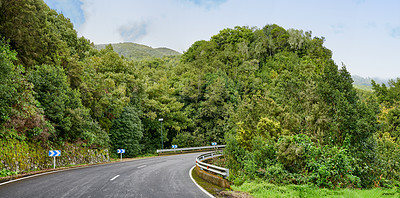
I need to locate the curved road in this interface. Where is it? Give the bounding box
[0,153,208,198]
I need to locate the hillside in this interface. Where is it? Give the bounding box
[352,75,388,91]
[95,42,181,60]
[352,75,388,86]
[1,0,400,190]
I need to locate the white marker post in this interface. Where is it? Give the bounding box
[212,142,217,152]
[117,149,125,161]
[49,150,61,169]
[172,145,177,152]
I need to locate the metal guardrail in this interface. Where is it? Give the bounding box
[196,152,229,178]
[156,145,225,153]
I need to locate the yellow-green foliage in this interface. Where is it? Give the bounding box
[0,138,109,174]
[256,117,282,141]
[237,117,283,149]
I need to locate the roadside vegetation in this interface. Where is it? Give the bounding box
[232,181,400,198]
[0,0,399,195]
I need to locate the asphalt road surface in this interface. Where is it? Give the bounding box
[0,153,209,198]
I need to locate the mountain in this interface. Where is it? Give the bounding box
[95,42,181,60]
[352,75,388,91]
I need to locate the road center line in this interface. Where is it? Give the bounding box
[110,175,120,181]
[137,165,147,169]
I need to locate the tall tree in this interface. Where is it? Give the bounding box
[109,105,143,157]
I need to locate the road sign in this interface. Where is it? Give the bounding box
[49,150,61,157]
[172,145,178,149]
[117,149,125,154]
[117,149,125,161]
[211,142,217,146]
[49,150,61,169]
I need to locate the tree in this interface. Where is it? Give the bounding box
[109,106,143,157]
[0,39,48,138]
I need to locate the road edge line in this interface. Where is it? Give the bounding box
[189,166,214,198]
[0,156,158,186]
[0,168,69,186]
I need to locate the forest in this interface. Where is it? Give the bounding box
[1,0,399,189]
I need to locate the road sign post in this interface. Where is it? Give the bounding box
[49,150,61,169]
[212,142,217,152]
[172,145,177,152]
[159,118,164,149]
[117,149,125,160]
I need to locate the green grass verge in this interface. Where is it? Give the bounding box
[232,181,400,198]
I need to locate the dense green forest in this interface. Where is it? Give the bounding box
[1,0,399,189]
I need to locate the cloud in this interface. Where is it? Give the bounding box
[391,27,400,38]
[185,0,227,9]
[330,24,346,34]
[119,22,148,42]
[43,0,85,29]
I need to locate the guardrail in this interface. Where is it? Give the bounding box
[156,145,225,153]
[196,152,229,178]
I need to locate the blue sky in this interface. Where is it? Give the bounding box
[43,0,400,79]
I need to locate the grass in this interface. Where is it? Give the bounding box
[232,181,400,198]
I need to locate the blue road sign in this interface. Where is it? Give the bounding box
[49,150,61,157]
[212,142,217,146]
[117,149,125,154]
[172,145,178,149]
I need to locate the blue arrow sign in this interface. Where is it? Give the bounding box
[49,150,61,157]
[212,142,217,146]
[172,145,178,149]
[117,149,125,154]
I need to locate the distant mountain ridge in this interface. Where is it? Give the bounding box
[95,42,181,60]
[352,75,388,86]
[352,75,388,91]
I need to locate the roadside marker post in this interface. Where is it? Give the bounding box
[49,150,61,169]
[172,145,178,152]
[117,149,125,160]
[211,142,217,152]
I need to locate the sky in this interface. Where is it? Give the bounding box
[43,0,400,79]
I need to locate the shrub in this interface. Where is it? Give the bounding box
[224,134,246,180]
[307,146,360,188]
[276,134,312,172]
[172,132,202,147]
[374,133,400,187]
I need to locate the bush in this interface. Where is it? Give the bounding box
[224,134,246,180]
[307,146,360,188]
[171,132,202,147]
[0,169,18,177]
[374,133,400,187]
[276,134,312,172]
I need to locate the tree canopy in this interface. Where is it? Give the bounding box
[0,0,399,189]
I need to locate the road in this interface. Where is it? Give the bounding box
[0,153,209,198]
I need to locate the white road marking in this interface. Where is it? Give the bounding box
[110,175,120,181]
[189,166,214,198]
[137,165,147,169]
